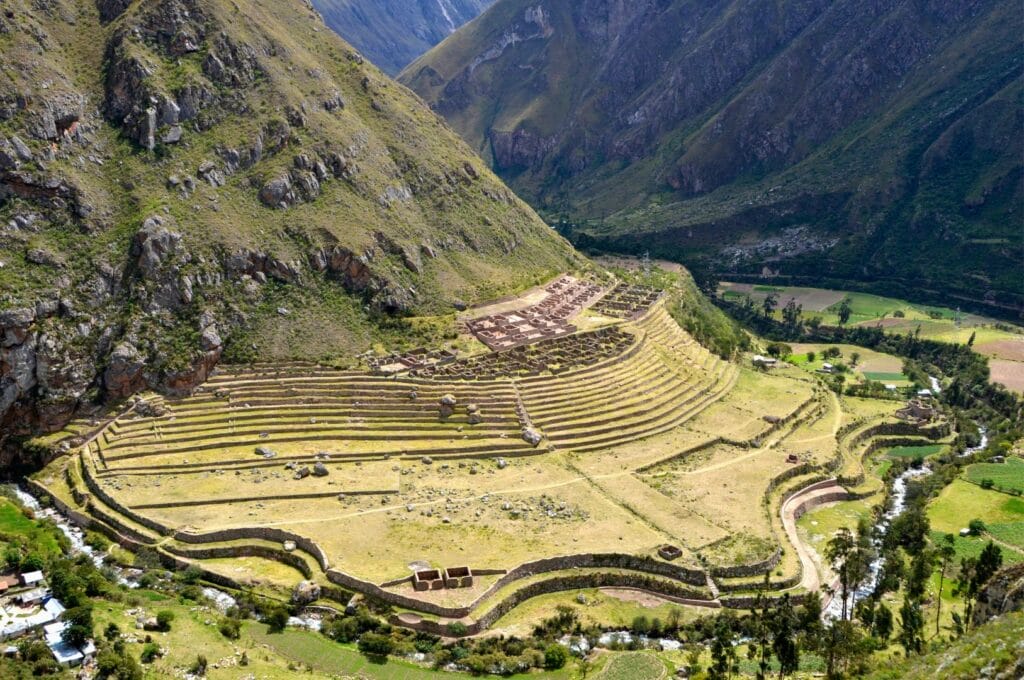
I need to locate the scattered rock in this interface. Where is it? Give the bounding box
[312,462,329,477]
[292,580,321,605]
[521,428,543,447]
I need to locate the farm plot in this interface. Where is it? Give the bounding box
[965,458,1024,494]
[927,480,1024,562]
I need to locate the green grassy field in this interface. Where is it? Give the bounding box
[965,458,1024,494]
[0,496,62,558]
[927,479,1024,562]
[719,283,1023,362]
[862,371,908,382]
[247,623,572,680]
[986,522,1024,550]
[886,444,945,460]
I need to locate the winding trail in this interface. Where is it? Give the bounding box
[779,479,851,593]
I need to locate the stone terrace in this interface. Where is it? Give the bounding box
[466,276,604,351]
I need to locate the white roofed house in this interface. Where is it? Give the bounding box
[19,571,44,587]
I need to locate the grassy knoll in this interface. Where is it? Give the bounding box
[965,457,1024,494]
[595,651,667,680]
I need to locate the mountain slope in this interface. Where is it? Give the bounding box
[401,0,1024,315]
[311,0,493,75]
[0,0,579,443]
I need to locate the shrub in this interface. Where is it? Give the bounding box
[265,607,289,633]
[218,617,241,639]
[980,478,994,490]
[191,654,208,676]
[140,643,161,663]
[357,632,395,658]
[448,622,468,637]
[544,644,568,670]
[968,519,986,535]
[156,610,175,631]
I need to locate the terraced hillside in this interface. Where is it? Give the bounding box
[30,277,932,631]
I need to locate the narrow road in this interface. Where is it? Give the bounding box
[779,479,851,593]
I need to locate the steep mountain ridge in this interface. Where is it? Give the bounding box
[311,0,493,75]
[0,0,579,446]
[401,0,1024,315]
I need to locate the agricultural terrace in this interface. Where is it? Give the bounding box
[718,282,1024,393]
[32,275,946,630]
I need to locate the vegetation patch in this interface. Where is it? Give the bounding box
[885,444,944,460]
[965,457,1024,494]
[596,651,666,680]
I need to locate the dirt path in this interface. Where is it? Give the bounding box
[779,479,850,592]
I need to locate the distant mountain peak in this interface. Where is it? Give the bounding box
[311,0,494,75]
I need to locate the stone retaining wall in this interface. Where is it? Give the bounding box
[78,455,170,536]
[173,527,330,571]
[709,548,782,579]
[329,552,707,620]
[163,543,314,579]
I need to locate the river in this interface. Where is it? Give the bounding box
[824,465,932,620]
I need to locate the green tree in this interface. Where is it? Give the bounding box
[772,594,800,678]
[708,617,739,679]
[837,298,853,326]
[850,351,861,366]
[873,602,893,640]
[762,293,779,319]
[62,605,93,648]
[782,298,803,326]
[825,527,871,621]
[935,534,956,635]
[897,595,924,655]
[967,331,976,347]
[822,620,868,679]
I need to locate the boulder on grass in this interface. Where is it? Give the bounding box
[522,428,542,447]
[293,466,310,480]
[312,462,329,477]
[292,580,321,605]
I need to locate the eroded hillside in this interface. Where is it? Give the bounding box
[0,0,579,444]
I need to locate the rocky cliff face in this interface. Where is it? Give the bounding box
[974,562,1024,626]
[402,0,1024,314]
[0,0,579,448]
[311,0,493,76]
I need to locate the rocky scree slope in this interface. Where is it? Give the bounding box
[0,0,579,451]
[312,0,493,76]
[401,0,1024,315]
